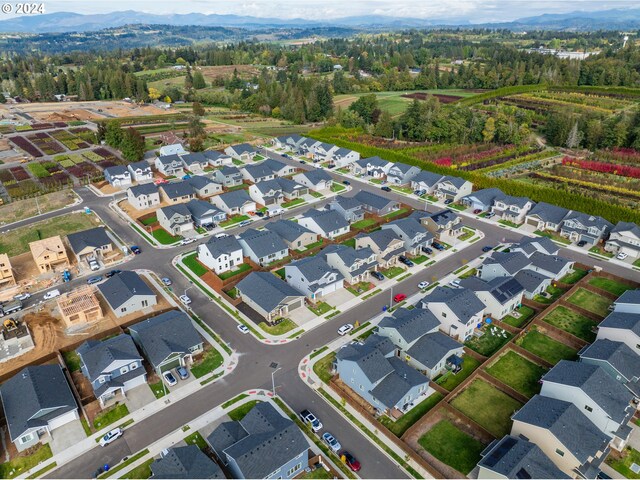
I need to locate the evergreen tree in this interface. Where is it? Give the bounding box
[374,110,394,138]
[192,71,207,89]
[119,128,145,162]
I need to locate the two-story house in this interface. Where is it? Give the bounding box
[328,196,365,223]
[261,158,297,177]
[514,269,553,300]
[184,175,222,198]
[421,209,463,242]
[180,152,210,174]
[273,134,306,151]
[479,251,532,281]
[185,199,226,227]
[29,236,69,273]
[210,189,256,215]
[197,235,244,275]
[421,286,485,341]
[461,188,505,212]
[410,171,445,195]
[560,212,613,245]
[330,147,360,168]
[322,244,379,285]
[104,165,132,188]
[127,183,161,210]
[212,166,243,187]
[524,202,572,232]
[350,156,393,178]
[597,297,640,355]
[293,169,333,191]
[155,154,185,177]
[157,204,195,236]
[355,229,405,268]
[491,195,535,225]
[225,143,258,162]
[459,276,525,320]
[434,175,473,202]
[242,163,276,183]
[511,236,559,257]
[236,272,305,322]
[248,179,285,206]
[579,339,640,398]
[605,221,640,259]
[159,181,196,204]
[310,142,338,162]
[299,208,350,239]
[0,254,15,288]
[98,271,157,318]
[238,228,289,266]
[296,137,321,157]
[386,162,421,185]
[127,160,153,183]
[382,217,433,255]
[264,219,319,251]
[354,190,399,216]
[285,256,344,301]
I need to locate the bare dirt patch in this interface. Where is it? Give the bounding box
[401,92,461,104]
[199,65,259,81]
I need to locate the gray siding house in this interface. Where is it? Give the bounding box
[212,166,243,187]
[381,217,433,255]
[605,221,640,259]
[461,188,504,212]
[328,196,365,223]
[185,199,226,227]
[264,219,319,251]
[238,228,289,266]
[354,190,399,216]
[285,256,344,300]
[323,244,378,285]
[299,208,350,239]
[236,272,305,322]
[560,212,613,245]
[127,183,161,210]
[157,204,195,236]
[184,175,222,198]
[524,202,571,231]
[579,339,640,397]
[97,271,157,318]
[386,162,421,185]
[104,165,132,188]
[151,445,224,479]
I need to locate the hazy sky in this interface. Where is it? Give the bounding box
[8,0,640,21]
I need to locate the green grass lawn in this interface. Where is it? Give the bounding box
[183,253,208,277]
[152,228,181,245]
[352,218,378,229]
[93,403,129,430]
[184,431,207,450]
[258,318,297,336]
[606,447,640,479]
[566,288,612,317]
[346,281,373,296]
[62,350,81,372]
[485,351,547,398]
[589,245,614,257]
[299,240,324,251]
[543,306,598,341]
[498,219,520,228]
[307,302,333,316]
[383,208,409,219]
[139,215,157,226]
[218,263,252,280]
[532,284,565,304]
[282,198,306,209]
[121,459,153,480]
[341,238,356,248]
[309,191,324,198]
[219,214,250,228]
[465,327,513,357]
[418,420,485,475]
[412,255,429,264]
[559,268,588,284]
[451,379,523,437]
[435,354,481,391]
[534,230,571,245]
[228,400,261,421]
[0,444,53,479]
[379,266,405,279]
[379,392,444,437]
[330,183,346,193]
[516,328,578,364]
[502,306,535,328]
[459,267,477,279]
[298,467,333,479]
[588,277,632,296]
[149,380,167,399]
[313,351,336,383]
[190,348,223,379]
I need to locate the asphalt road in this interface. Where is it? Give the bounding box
[40,152,640,479]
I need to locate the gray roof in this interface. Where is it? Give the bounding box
[261,158,287,173]
[462,188,504,206]
[384,217,429,241]
[336,341,394,383]
[527,201,571,224]
[0,365,77,441]
[236,272,303,313]
[460,276,524,304]
[151,445,224,479]
[67,227,112,254]
[276,134,305,144]
[239,228,288,258]
[542,360,634,423]
[322,244,378,274]
[611,221,640,237]
[497,194,533,209]
[77,334,142,383]
[332,195,363,211]
[439,175,467,189]
[203,150,229,161]
[264,219,315,243]
[422,286,485,323]
[355,156,391,169]
[514,236,559,257]
[159,203,191,220]
[354,190,397,211]
[378,308,440,345]
[483,251,531,275]
[129,310,202,369]
[158,154,183,166]
[128,160,151,172]
[230,143,257,155]
[332,147,354,158]
[615,289,640,307]
[298,169,332,184]
[412,170,444,188]
[357,228,402,251]
[207,402,307,479]
[243,163,273,180]
[406,332,462,369]
[161,181,195,199]
[185,175,217,191]
[512,394,609,464]
[428,209,459,227]
[514,269,551,293]
[98,271,155,310]
[580,339,640,383]
[104,165,129,177]
[303,208,349,233]
[363,333,396,356]
[202,234,243,259]
[287,256,344,284]
[186,199,223,220]
[217,189,253,209]
[478,435,569,479]
[529,252,572,275]
[273,177,306,195]
[390,162,416,174]
[599,311,640,337]
[563,211,613,231]
[129,183,159,198]
[181,152,209,166]
[218,166,241,177]
[369,357,429,409]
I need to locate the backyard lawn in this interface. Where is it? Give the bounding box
[418,420,485,475]
[607,447,640,479]
[218,263,252,280]
[379,392,444,437]
[502,306,535,328]
[435,355,481,391]
[228,400,261,421]
[190,347,224,378]
[532,284,565,304]
[62,350,81,372]
[0,444,53,479]
[258,318,297,336]
[566,288,612,317]
[588,277,631,296]
[485,351,547,398]
[340,238,356,248]
[516,328,578,364]
[542,306,598,341]
[352,218,378,230]
[383,208,409,219]
[464,327,513,357]
[559,268,588,284]
[183,253,208,277]
[313,351,336,383]
[450,379,523,437]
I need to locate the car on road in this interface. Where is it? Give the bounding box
[577,240,588,247]
[43,289,61,300]
[14,293,31,301]
[161,277,172,286]
[180,238,196,246]
[282,153,290,158]
[444,199,453,205]
[485,212,495,219]
[87,276,103,285]
[337,324,354,336]
[130,245,141,255]
[162,371,177,387]
[421,246,433,255]
[215,233,228,239]
[449,279,461,288]
[393,293,407,303]
[239,220,252,227]
[381,186,391,192]
[175,366,189,380]
[300,160,306,164]
[299,410,323,432]
[418,281,429,290]
[99,428,123,447]
[237,324,250,334]
[342,180,350,185]
[482,245,493,252]
[617,252,628,260]
[370,270,384,281]
[179,295,192,306]
[399,255,414,267]
[105,269,122,278]
[473,209,483,214]
[322,432,341,452]
[341,451,361,472]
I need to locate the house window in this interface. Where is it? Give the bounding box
[142,300,148,307]
[555,449,564,457]
[287,464,302,476]
[121,307,127,313]
[19,433,35,444]
[442,312,447,318]
[130,363,138,370]
[584,405,593,412]
[120,366,129,375]
[189,345,200,353]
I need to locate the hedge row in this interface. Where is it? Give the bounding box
[453,84,549,106]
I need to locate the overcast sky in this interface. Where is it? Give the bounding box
[10,0,640,22]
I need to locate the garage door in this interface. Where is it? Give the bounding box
[526,217,539,227]
[289,299,303,310]
[159,356,182,372]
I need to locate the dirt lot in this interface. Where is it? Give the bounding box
[402,92,461,104]
[0,190,77,226]
[199,65,259,81]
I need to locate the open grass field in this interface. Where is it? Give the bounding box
[516,328,578,364]
[450,379,523,437]
[485,351,547,398]
[566,288,613,317]
[542,305,598,341]
[465,327,513,357]
[587,277,632,296]
[313,351,336,384]
[435,354,481,391]
[418,420,485,475]
[0,190,76,225]
[379,392,444,437]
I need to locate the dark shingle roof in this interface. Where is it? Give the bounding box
[77,334,141,383]
[243,163,274,180]
[460,276,524,304]
[265,219,314,243]
[422,286,485,323]
[406,332,462,370]
[580,339,640,383]
[287,256,343,283]
[129,183,159,198]
[615,289,640,307]
[354,190,396,211]
[514,269,551,293]
[181,152,209,166]
[356,156,391,169]
[217,189,253,209]
[236,272,303,313]
[529,252,572,275]
[357,229,402,251]
[186,199,223,219]
[185,175,217,191]
[239,228,288,258]
[67,227,112,254]
[201,235,243,259]
[332,195,363,211]
[427,209,459,227]
[369,357,429,408]
[261,158,287,173]
[297,169,332,184]
[462,188,504,206]
[527,201,571,225]
[98,271,155,310]
[599,311,640,337]
[412,170,444,188]
[378,308,440,344]
[336,341,394,383]
[303,208,349,233]
[230,143,257,155]
[104,165,129,177]
[514,236,559,257]
[384,217,428,240]
[483,251,531,275]
[218,166,241,177]
[128,160,150,172]
[611,221,640,237]
[161,181,195,199]
[151,445,224,479]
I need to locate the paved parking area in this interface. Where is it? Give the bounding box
[49,420,87,455]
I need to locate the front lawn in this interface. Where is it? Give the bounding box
[93,403,129,430]
[450,379,523,437]
[352,218,378,229]
[383,208,409,219]
[485,351,547,398]
[184,431,207,450]
[0,444,53,479]
[183,253,208,277]
[418,420,485,475]
[534,230,571,245]
[219,214,250,228]
[341,238,356,248]
[330,183,346,193]
[307,302,333,316]
[149,380,167,399]
[498,219,520,228]
[152,228,181,245]
[502,305,535,328]
[190,347,224,379]
[606,447,640,479]
[379,392,444,437]
[309,191,324,198]
[459,267,477,279]
[559,268,588,284]
[412,255,429,264]
[228,400,261,421]
[464,327,513,357]
[435,354,481,391]
[313,351,336,384]
[543,306,598,341]
[282,198,306,209]
[588,277,631,296]
[258,318,297,336]
[120,459,153,480]
[516,328,578,364]
[346,281,373,296]
[218,263,252,280]
[566,288,612,317]
[379,266,404,279]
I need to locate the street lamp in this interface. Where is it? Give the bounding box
[183,285,193,298]
[271,367,282,397]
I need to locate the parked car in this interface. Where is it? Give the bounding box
[449,279,461,288]
[413,189,426,196]
[130,245,141,254]
[88,260,100,271]
[418,281,429,290]
[299,410,323,432]
[162,371,177,387]
[161,277,172,286]
[370,270,385,281]
[482,245,493,253]
[300,160,306,164]
[105,269,122,278]
[444,199,453,205]
[237,324,250,334]
[337,324,354,336]
[432,242,445,251]
[381,186,391,192]
[577,240,588,247]
[99,428,123,447]
[179,295,192,306]
[617,252,629,260]
[342,180,351,185]
[87,276,103,285]
[322,432,341,452]
[43,289,61,300]
[180,238,196,246]
[282,153,290,158]
[341,451,361,472]
[485,212,495,219]
[473,209,483,214]
[215,233,228,239]
[327,164,336,169]
[239,220,252,227]
[399,256,414,267]
[421,246,433,255]
[175,366,189,380]
[256,211,265,217]
[393,293,407,303]
[13,293,31,301]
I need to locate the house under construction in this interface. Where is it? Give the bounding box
[56,286,103,328]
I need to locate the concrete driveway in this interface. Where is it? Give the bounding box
[125,384,156,412]
[323,289,355,309]
[49,420,87,455]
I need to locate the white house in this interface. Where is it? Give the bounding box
[104,166,132,188]
[491,195,535,225]
[127,184,160,210]
[159,143,187,157]
[210,190,256,215]
[605,222,640,259]
[459,276,525,320]
[293,170,333,191]
[238,228,289,266]
[155,155,185,177]
[285,256,344,301]
[434,176,473,202]
[127,161,153,183]
[421,286,485,341]
[299,209,350,239]
[197,235,244,275]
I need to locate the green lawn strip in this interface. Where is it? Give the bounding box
[310,346,328,360]
[218,263,252,280]
[228,400,261,421]
[352,218,378,229]
[120,459,153,480]
[326,310,341,319]
[259,318,297,336]
[149,380,166,399]
[588,277,632,296]
[559,268,588,284]
[464,327,513,357]
[450,379,523,437]
[418,420,485,475]
[81,417,92,436]
[502,305,535,328]
[532,284,565,304]
[606,447,640,480]
[26,462,57,479]
[435,354,481,391]
[182,252,208,276]
[0,444,53,479]
[534,230,571,245]
[543,306,598,341]
[282,198,306,209]
[412,255,429,264]
[396,272,412,282]
[362,288,381,300]
[515,328,578,364]
[566,288,612,317]
[98,449,149,478]
[383,208,409,219]
[341,238,356,248]
[298,240,324,252]
[313,351,336,383]
[459,267,477,279]
[151,228,181,245]
[309,191,324,198]
[139,215,157,226]
[130,223,158,246]
[379,266,405,279]
[498,220,520,228]
[485,351,547,398]
[298,467,333,479]
[379,392,444,437]
[62,350,81,372]
[184,431,207,450]
[351,321,371,336]
[190,347,224,379]
[449,203,467,212]
[307,302,333,316]
[220,214,249,228]
[330,183,346,193]
[93,404,129,430]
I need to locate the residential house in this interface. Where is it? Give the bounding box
[461,188,505,212]
[322,244,378,285]
[351,156,393,178]
[129,310,204,375]
[511,236,559,258]
[77,334,146,407]
[225,143,259,162]
[97,271,157,318]
[386,162,421,185]
[310,142,338,162]
[197,235,244,275]
[328,196,365,223]
[127,183,160,210]
[330,147,360,168]
[0,254,15,288]
[354,190,399,216]
[540,360,636,450]
[206,402,307,480]
[524,202,571,232]
[355,229,405,268]
[236,272,305,322]
[150,445,224,479]
[56,286,103,328]
[491,195,535,225]
[377,308,440,351]
[29,236,69,273]
[406,331,466,379]
[155,155,185,177]
[611,289,640,314]
[410,171,445,195]
[212,166,243,187]
[605,221,640,259]
[382,217,433,255]
[180,152,209,174]
[242,163,276,183]
[238,228,289,266]
[210,189,256,215]
[249,180,285,206]
[528,252,574,280]
[0,365,79,452]
[434,175,473,202]
[185,199,226,227]
[479,251,532,281]
[299,208,350,239]
[596,311,640,354]
[264,219,319,251]
[184,175,222,198]
[203,150,232,167]
[262,158,296,177]
[511,395,610,479]
[296,137,320,157]
[159,143,186,157]
[104,165,132,188]
[477,435,568,480]
[127,160,152,183]
[560,212,613,245]
[459,276,525,320]
[579,339,640,397]
[421,286,486,341]
[293,169,333,191]
[66,227,114,262]
[422,209,463,242]
[157,204,194,236]
[285,256,344,301]
[159,181,196,204]
[514,269,552,299]
[273,134,306,151]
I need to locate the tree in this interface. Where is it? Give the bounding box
[189,136,204,152]
[147,87,161,101]
[192,101,205,117]
[565,122,582,149]
[119,128,145,162]
[104,121,123,148]
[192,71,207,89]
[374,110,394,138]
[482,117,496,143]
[163,96,172,103]
[349,94,378,124]
[184,66,193,90]
[188,116,205,138]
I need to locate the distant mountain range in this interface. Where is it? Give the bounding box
[1,8,640,33]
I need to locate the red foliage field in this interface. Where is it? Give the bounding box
[563,156,640,179]
[402,92,461,104]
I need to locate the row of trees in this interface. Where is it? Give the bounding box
[99,122,146,162]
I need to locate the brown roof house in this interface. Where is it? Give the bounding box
[0,254,16,289]
[56,286,103,329]
[29,236,69,273]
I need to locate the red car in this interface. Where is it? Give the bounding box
[341,451,361,472]
[393,293,407,303]
[473,209,483,214]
